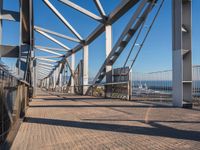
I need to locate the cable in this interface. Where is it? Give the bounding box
[129,0,165,71]
[118,0,157,82]
[123,17,146,68]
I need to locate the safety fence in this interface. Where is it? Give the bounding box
[132,65,200,102]
[41,66,200,104]
[43,81,132,100]
[0,65,30,147]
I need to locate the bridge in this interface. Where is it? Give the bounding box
[0,0,200,149]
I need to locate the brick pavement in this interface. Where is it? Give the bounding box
[11,92,200,150]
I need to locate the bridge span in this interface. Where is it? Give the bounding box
[0,0,200,149]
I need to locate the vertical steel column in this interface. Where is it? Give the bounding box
[45,78,47,89]
[33,59,37,96]
[30,0,35,94]
[59,73,62,90]
[63,63,66,85]
[71,53,75,93]
[128,70,132,100]
[0,0,2,58]
[53,70,56,89]
[56,67,59,90]
[46,77,49,90]
[83,45,88,95]
[172,0,192,107]
[105,24,112,97]
[58,63,62,91]
[44,78,46,88]
[47,77,49,90]
[48,77,51,89]
[20,0,33,83]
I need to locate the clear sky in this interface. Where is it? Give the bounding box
[1,0,200,78]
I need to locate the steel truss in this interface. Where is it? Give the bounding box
[0,0,193,107]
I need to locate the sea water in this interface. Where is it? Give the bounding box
[132,80,200,96]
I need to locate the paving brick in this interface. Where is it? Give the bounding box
[11,92,200,150]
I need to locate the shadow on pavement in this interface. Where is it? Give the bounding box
[24,117,200,142]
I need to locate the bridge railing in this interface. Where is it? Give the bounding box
[46,81,132,100]
[0,65,30,145]
[86,82,131,100]
[41,65,200,103]
[132,65,200,103]
[192,65,200,102]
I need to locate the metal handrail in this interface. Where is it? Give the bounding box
[0,63,30,144]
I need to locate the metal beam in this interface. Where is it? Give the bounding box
[59,0,102,22]
[83,45,88,94]
[37,61,55,67]
[38,69,51,73]
[21,0,31,44]
[105,24,112,64]
[38,67,51,72]
[38,70,50,75]
[38,65,53,70]
[34,59,38,92]
[0,0,2,55]
[19,0,34,84]
[105,24,112,97]
[37,57,58,63]
[65,57,74,77]
[172,0,192,107]
[0,45,19,57]
[47,0,140,78]
[71,53,75,93]
[37,75,48,79]
[37,72,51,76]
[59,71,62,87]
[38,67,52,71]
[64,0,140,56]
[38,69,52,74]
[0,9,20,22]
[52,69,56,88]
[35,29,70,50]
[36,55,62,59]
[43,0,83,41]
[93,0,106,18]
[38,70,52,75]
[34,26,80,43]
[38,72,48,76]
[38,64,53,69]
[35,47,64,56]
[38,76,47,80]
[91,0,152,84]
[55,63,62,86]
[34,45,68,52]
[108,0,140,24]
[54,57,73,86]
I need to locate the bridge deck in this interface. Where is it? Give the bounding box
[11,92,200,150]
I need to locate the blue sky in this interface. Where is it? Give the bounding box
[1,0,200,77]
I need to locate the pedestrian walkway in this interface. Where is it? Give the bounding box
[11,92,200,150]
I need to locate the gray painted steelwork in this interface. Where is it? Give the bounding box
[0,0,193,108]
[172,0,192,107]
